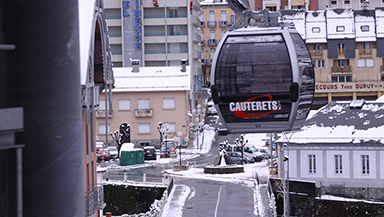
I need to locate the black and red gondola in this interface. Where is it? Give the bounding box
[210,6,315,134]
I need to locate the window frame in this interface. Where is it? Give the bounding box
[361,155,370,175]
[98,124,111,135]
[308,154,316,174]
[118,99,131,110]
[163,98,175,110]
[138,123,151,134]
[334,154,343,174]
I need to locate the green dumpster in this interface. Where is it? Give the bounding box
[120,150,136,166]
[134,149,145,164]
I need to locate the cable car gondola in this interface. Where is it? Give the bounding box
[210,25,315,134]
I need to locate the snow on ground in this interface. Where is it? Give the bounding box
[98,126,271,217]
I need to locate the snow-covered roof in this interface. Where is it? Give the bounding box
[200,0,228,5]
[281,101,384,144]
[79,0,96,85]
[112,66,191,92]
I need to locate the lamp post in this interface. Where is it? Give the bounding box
[191,104,205,151]
[157,122,164,156]
[173,131,189,166]
[234,134,248,165]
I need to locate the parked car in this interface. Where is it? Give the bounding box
[227,152,250,164]
[243,145,268,161]
[108,146,118,159]
[96,142,104,151]
[225,145,256,163]
[161,140,176,157]
[96,149,110,162]
[143,146,157,160]
[226,144,262,163]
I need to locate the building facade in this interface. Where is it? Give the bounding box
[104,0,202,106]
[96,66,190,148]
[200,0,236,84]
[282,8,384,109]
[279,100,384,200]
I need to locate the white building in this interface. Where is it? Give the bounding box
[279,100,384,199]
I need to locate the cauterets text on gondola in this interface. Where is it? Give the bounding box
[229,101,279,112]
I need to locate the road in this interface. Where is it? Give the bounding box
[105,114,273,216]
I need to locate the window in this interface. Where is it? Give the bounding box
[220,10,227,21]
[317,60,325,68]
[209,47,216,60]
[168,7,179,18]
[220,29,227,39]
[338,43,345,49]
[209,29,216,40]
[334,155,342,174]
[358,59,365,67]
[332,75,352,82]
[344,0,350,4]
[98,124,111,135]
[163,122,176,133]
[366,58,374,67]
[138,99,150,114]
[361,25,369,32]
[362,42,369,49]
[266,6,277,11]
[313,44,321,50]
[118,99,131,110]
[138,123,151,134]
[336,26,345,32]
[308,155,316,174]
[99,100,110,110]
[312,27,320,33]
[361,155,370,175]
[209,10,215,21]
[331,0,337,4]
[163,98,175,109]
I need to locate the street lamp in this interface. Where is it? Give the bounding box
[157,122,173,157]
[234,134,248,165]
[173,131,189,166]
[191,104,205,151]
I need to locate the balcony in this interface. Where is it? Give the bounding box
[135,109,153,117]
[338,48,345,54]
[200,21,205,27]
[95,110,113,118]
[201,40,205,46]
[331,65,352,73]
[359,48,372,56]
[381,65,384,72]
[309,49,324,58]
[207,21,217,27]
[207,39,217,46]
[219,21,228,27]
[85,185,105,217]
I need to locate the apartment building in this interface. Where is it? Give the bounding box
[282,8,384,109]
[200,0,235,84]
[104,0,202,105]
[96,66,190,148]
[253,0,318,11]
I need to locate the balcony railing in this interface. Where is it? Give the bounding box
[200,21,205,27]
[331,65,352,73]
[207,21,217,27]
[359,48,372,56]
[338,48,345,54]
[207,39,217,46]
[310,49,324,57]
[135,109,153,117]
[381,65,384,72]
[85,185,105,216]
[219,20,228,27]
[201,40,205,46]
[96,110,113,118]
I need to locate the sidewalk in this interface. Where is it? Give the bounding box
[161,184,191,217]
